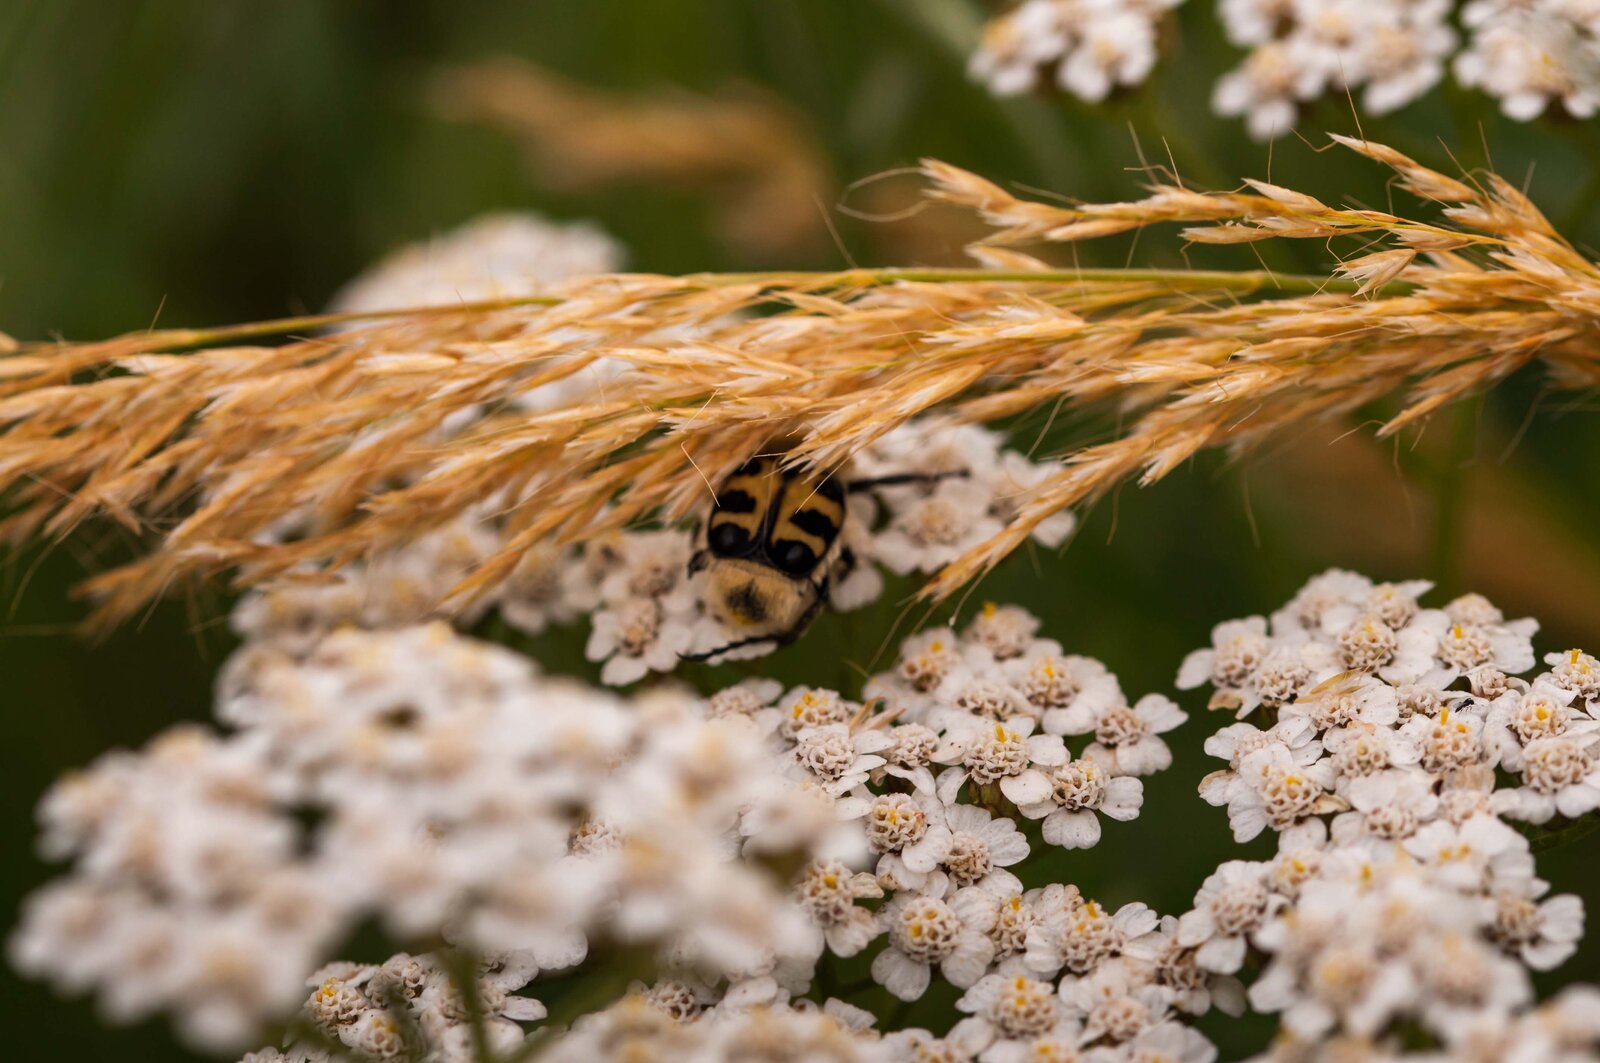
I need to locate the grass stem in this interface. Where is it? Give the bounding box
[15,267,1384,355]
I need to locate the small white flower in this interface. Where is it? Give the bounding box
[1212,40,1324,140]
[963,601,1049,661]
[1057,954,1170,1042]
[791,724,893,795]
[1401,813,1529,892]
[1281,672,1400,739]
[865,789,955,887]
[934,714,1070,806]
[1401,701,1489,777]
[987,453,1077,549]
[1329,769,1438,846]
[1177,616,1270,696]
[1116,1020,1218,1063]
[1490,886,1585,971]
[1199,719,1323,808]
[1275,568,1376,633]
[500,545,583,637]
[1009,649,1124,728]
[879,722,942,794]
[868,627,987,719]
[1015,758,1144,849]
[1548,647,1600,706]
[330,213,623,320]
[928,670,1033,733]
[1176,861,1275,974]
[1059,9,1159,101]
[1412,608,1540,687]
[871,479,1005,575]
[940,803,1031,896]
[1069,693,1187,777]
[1024,897,1160,978]
[1484,678,1590,769]
[739,777,869,863]
[585,596,695,686]
[871,888,998,1000]
[1290,0,1378,89]
[1144,915,1249,1018]
[1410,931,1533,1037]
[1224,745,1338,842]
[857,418,1007,484]
[1455,15,1600,120]
[952,972,1080,1059]
[1359,4,1457,114]
[1219,0,1297,46]
[977,885,1071,975]
[1320,719,1419,782]
[777,686,856,739]
[1493,733,1600,824]
[597,529,696,606]
[968,0,1071,96]
[704,677,784,721]
[794,859,884,959]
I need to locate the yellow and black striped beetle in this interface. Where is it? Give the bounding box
[683,455,957,661]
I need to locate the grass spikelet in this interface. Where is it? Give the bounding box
[5,136,1600,627]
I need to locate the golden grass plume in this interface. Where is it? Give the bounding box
[430,58,835,259]
[4,135,1600,627]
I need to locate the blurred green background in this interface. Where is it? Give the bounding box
[3,1,1600,1059]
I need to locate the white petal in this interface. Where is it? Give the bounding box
[1042,809,1101,848]
[1116,738,1172,776]
[825,911,880,958]
[1025,734,1069,765]
[1134,694,1187,734]
[940,935,996,988]
[871,948,930,1001]
[1196,933,1247,974]
[1100,776,1144,820]
[987,831,1031,866]
[1523,938,1577,971]
[1176,908,1215,948]
[936,767,970,806]
[1000,769,1054,806]
[501,996,546,1021]
[1176,650,1215,689]
[1556,784,1600,820]
[901,825,954,873]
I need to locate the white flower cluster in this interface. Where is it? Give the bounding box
[539,967,1223,1063]
[12,595,1219,1061]
[9,624,828,1053]
[969,0,1187,101]
[1177,569,1600,1057]
[687,605,1222,1062]
[542,993,890,1063]
[231,418,1077,687]
[1455,0,1600,120]
[328,212,625,320]
[245,953,545,1063]
[23,549,1600,1061]
[1213,0,1458,138]
[971,1,1600,135]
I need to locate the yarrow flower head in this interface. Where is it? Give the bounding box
[21,517,1600,1063]
[968,0,1183,102]
[1176,568,1600,1052]
[14,625,821,1051]
[970,0,1600,135]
